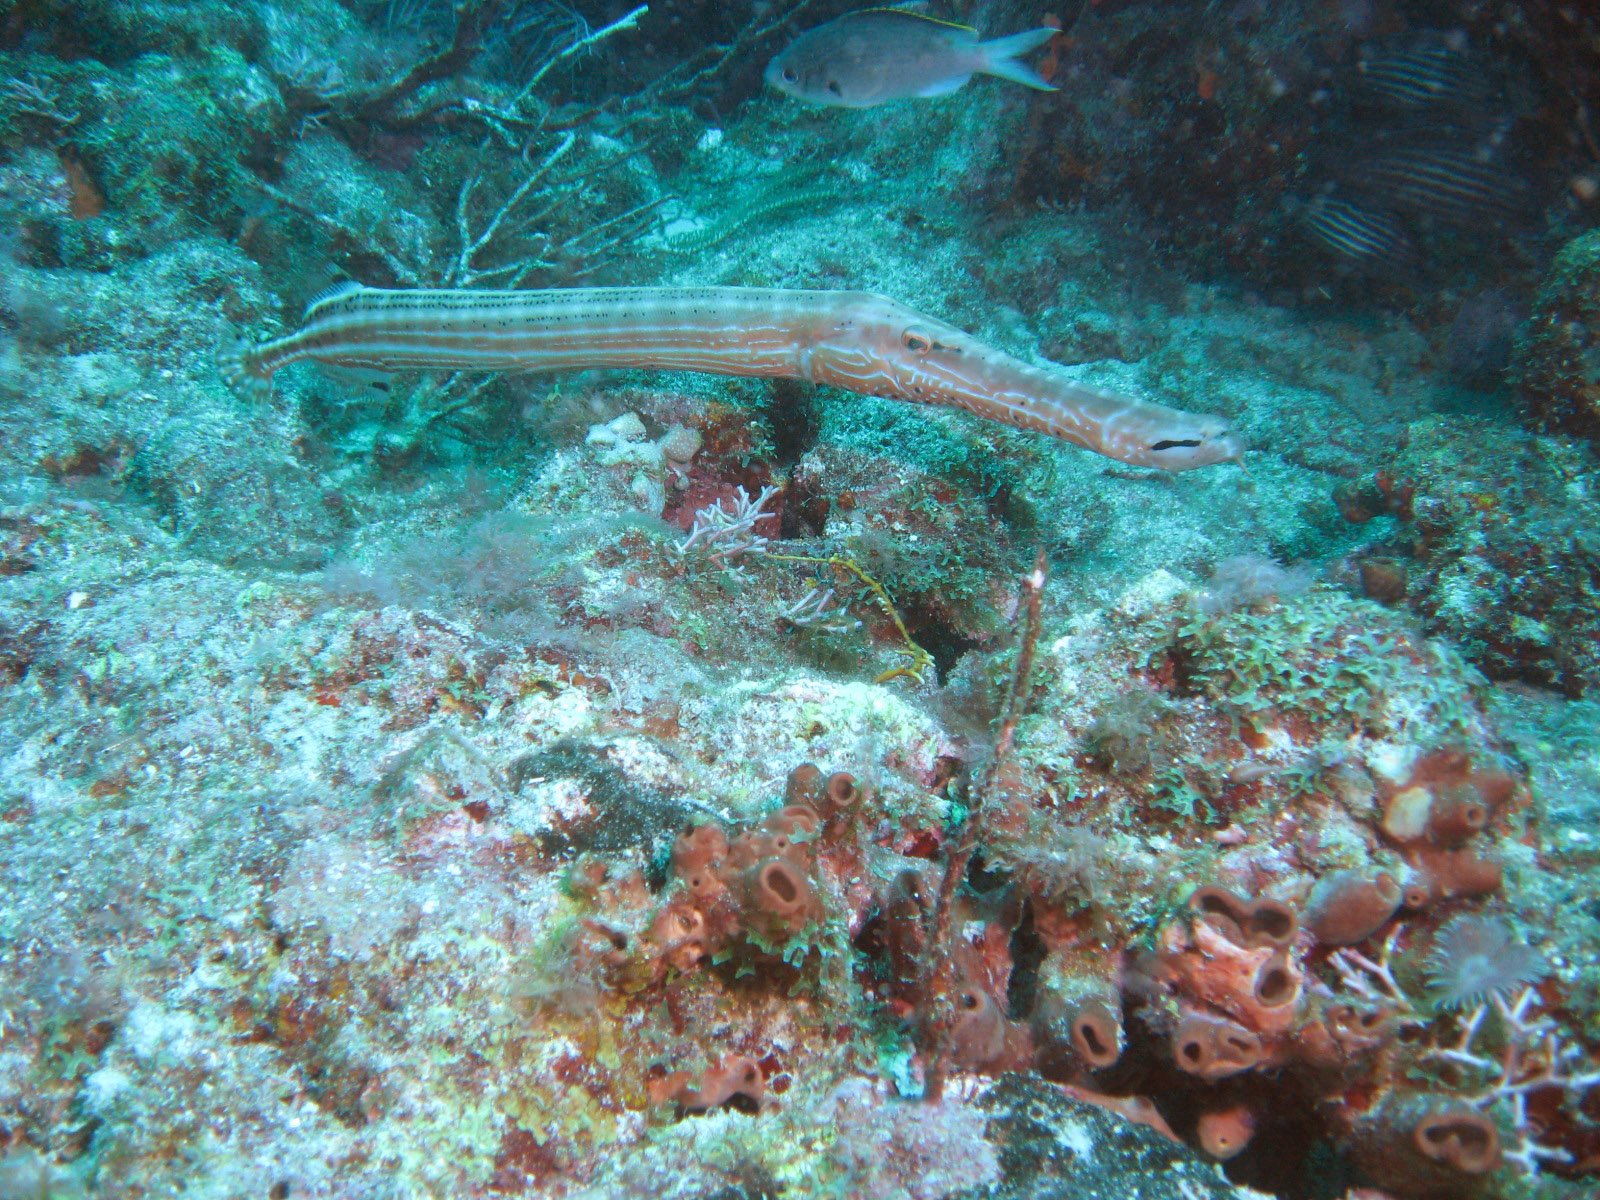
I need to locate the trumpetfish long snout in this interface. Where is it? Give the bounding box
[220,284,1244,472]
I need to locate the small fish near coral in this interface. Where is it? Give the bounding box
[764,8,1058,108]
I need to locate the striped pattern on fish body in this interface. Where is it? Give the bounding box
[221,285,1241,471]
[1354,43,1497,111]
[1347,146,1527,227]
[1300,195,1418,270]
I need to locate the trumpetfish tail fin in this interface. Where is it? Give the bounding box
[217,332,273,403]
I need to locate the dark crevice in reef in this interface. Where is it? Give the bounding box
[965,852,1010,894]
[1105,1017,1360,1200]
[1003,900,1046,1021]
[1160,640,1204,699]
[762,378,821,468]
[780,471,831,539]
[900,601,987,685]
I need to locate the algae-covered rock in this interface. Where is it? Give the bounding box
[1334,418,1600,697]
[0,44,286,250]
[3,0,266,61]
[1515,229,1600,445]
[959,1074,1257,1200]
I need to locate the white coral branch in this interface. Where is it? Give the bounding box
[674,485,780,568]
[1423,987,1600,1178]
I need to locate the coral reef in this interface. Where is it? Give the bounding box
[1516,229,1600,444]
[1332,419,1600,698]
[2,0,1600,1196]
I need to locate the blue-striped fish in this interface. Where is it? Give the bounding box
[1299,195,1418,270]
[1345,146,1528,227]
[1352,37,1499,112]
[764,9,1057,108]
[219,285,1242,471]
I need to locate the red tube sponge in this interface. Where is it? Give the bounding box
[1253,949,1300,1008]
[1189,886,1298,948]
[753,858,811,918]
[1306,870,1402,945]
[947,983,1010,1068]
[653,1055,766,1112]
[824,771,862,810]
[1425,784,1491,846]
[1197,1104,1257,1160]
[1172,1012,1264,1080]
[1065,997,1123,1069]
[1408,846,1503,902]
[1344,1090,1505,1194]
[736,856,820,943]
[1413,1106,1501,1175]
[672,823,728,872]
[784,762,825,806]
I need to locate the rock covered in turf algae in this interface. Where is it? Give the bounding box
[1333,416,1600,697]
[1516,228,1600,444]
[956,1075,1259,1200]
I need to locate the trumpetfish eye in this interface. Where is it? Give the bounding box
[901,327,933,354]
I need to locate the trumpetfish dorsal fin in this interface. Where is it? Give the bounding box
[302,279,366,322]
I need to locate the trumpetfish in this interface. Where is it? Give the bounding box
[220,284,1243,472]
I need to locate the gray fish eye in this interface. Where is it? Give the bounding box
[782,68,798,83]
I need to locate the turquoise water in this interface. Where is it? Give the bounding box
[1,2,1598,1197]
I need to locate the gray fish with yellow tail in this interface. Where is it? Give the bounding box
[765,8,1058,108]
